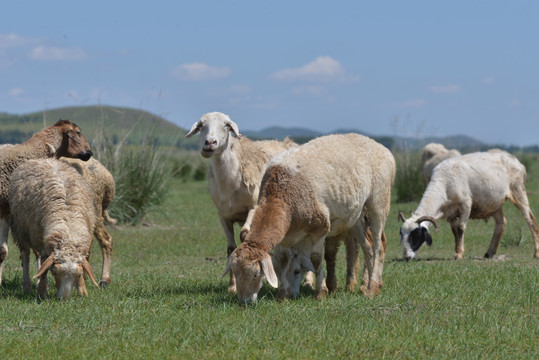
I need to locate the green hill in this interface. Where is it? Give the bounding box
[0,105,196,148]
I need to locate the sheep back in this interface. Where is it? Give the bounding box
[9,158,96,260]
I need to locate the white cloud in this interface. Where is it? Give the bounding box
[0,33,38,49]
[172,62,231,81]
[30,46,87,61]
[272,56,353,82]
[394,99,427,108]
[428,84,460,93]
[8,87,24,96]
[483,77,495,84]
[292,85,326,96]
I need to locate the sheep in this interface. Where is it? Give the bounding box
[0,120,92,286]
[279,214,388,299]
[421,143,461,184]
[223,133,396,303]
[399,151,539,260]
[9,158,99,299]
[61,157,116,287]
[185,112,297,294]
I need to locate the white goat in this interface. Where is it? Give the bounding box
[224,134,396,303]
[9,159,99,299]
[399,151,539,260]
[186,112,296,294]
[421,143,461,184]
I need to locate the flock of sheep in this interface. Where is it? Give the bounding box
[0,114,538,302]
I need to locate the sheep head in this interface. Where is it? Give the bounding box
[398,212,439,260]
[186,112,241,158]
[54,120,93,161]
[223,243,278,304]
[34,253,98,300]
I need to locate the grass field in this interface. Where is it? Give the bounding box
[1,161,538,359]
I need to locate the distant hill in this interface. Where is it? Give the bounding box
[0,105,196,149]
[2,106,535,152]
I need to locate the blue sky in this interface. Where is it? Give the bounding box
[1,1,538,146]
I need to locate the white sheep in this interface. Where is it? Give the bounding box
[186,112,296,294]
[399,151,539,260]
[61,157,116,287]
[0,120,93,286]
[223,133,396,303]
[9,158,99,299]
[421,143,461,184]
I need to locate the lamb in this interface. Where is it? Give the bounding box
[399,151,539,260]
[185,112,297,293]
[9,158,99,299]
[0,120,93,286]
[421,143,461,184]
[223,133,396,303]
[61,157,116,287]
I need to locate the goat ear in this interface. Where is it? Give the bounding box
[225,120,242,139]
[185,121,202,138]
[422,228,433,246]
[299,255,315,273]
[260,253,278,288]
[34,254,55,279]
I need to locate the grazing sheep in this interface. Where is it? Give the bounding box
[0,120,93,286]
[61,157,116,287]
[224,134,396,303]
[9,159,99,299]
[421,143,461,184]
[399,151,539,260]
[186,112,297,293]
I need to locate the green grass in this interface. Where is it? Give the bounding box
[1,168,538,359]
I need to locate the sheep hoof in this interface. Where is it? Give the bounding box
[227,285,237,295]
[98,280,109,288]
[315,288,328,300]
[534,251,539,259]
[363,281,381,297]
[276,288,291,301]
[453,253,463,260]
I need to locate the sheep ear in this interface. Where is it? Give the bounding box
[225,120,242,139]
[34,254,55,279]
[299,255,315,273]
[260,253,278,288]
[46,143,56,156]
[185,121,202,138]
[398,212,407,222]
[422,228,433,246]
[82,258,99,287]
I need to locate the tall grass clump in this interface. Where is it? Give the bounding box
[92,117,178,225]
[393,150,425,203]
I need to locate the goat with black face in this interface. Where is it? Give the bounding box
[399,213,438,259]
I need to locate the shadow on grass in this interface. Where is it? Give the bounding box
[388,256,455,263]
[0,276,39,301]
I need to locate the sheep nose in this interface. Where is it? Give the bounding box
[204,139,217,147]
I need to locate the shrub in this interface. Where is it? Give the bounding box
[92,120,176,225]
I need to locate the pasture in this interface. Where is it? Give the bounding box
[1,155,538,359]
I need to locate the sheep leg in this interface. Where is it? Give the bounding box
[275,250,292,300]
[0,217,9,286]
[36,267,48,299]
[450,219,466,259]
[509,186,539,258]
[94,220,113,287]
[311,238,328,300]
[363,207,386,297]
[358,228,374,295]
[77,274,88,296]
[485,209,506,258]
[324,237,339,294]
[239,207,256,242]
[219,216,238,294]
[21,248,32,293]
[344,234,360,292]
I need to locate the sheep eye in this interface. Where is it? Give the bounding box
[294,269,300,275]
